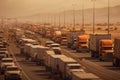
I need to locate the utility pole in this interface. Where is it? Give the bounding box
[59,13,61,28]
[54,15,56,27]
[72,4,76,31]
[64,10,66,27]
[92,0,96,34]
[82,4,84,30]
[108,0,110,34]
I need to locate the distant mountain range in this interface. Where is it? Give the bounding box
[22,5,120,24]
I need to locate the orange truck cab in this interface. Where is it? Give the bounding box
[76,34,89,52]
[99,39,114,61]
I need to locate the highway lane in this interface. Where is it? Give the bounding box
[4,28,120,80]
[61,48,120,80]
[34,33,120,80]
[7,35,62,80]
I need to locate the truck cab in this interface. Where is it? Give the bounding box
[5,66,22,80]
[99,39,114,61]
[0,58,15,74]
[45,40,54,47]
[60,37,68,45]
[66,63,85,79]
[50,43,61,54]
[76,34,89,52]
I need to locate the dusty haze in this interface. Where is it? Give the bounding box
[0,0,120,17]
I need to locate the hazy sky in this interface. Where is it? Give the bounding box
[0,0,120,17]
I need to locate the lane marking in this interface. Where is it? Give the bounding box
[9,46,31,80]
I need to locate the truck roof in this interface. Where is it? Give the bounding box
[51,43,60,46]
[7,66,19,68]
[25,43,33,46]
[46,50,55,55]
[2,58,13,60]
[78,34,89,40]
[60,57,77,63]
[67,63,81,66]
[50,55,67,58]
[73,73,100,79]
[100,40,113,45]
[30,45,43,48]
[70,69,85,73]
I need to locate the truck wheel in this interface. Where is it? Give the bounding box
[4,77,7,80]
[99,56,104,61]
[113,58,119,67]
[76,49,79,52]
[113,58,116,66]
[91,51,94,57]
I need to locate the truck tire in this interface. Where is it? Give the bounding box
[99,56,104,61]
[113,58,119,67]
[91,51,94,57]
[76,48,79,52]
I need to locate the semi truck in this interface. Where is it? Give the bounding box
[67,30,85,49]
[58,57,78,79]
[52,31,62,43]
[76,34,89,52]
[113,38,120,67]
[60,30,69,45]
[90,34,113,61]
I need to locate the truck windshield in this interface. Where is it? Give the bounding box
[62,37,67,39]
[7,67,19,71]
[51,45,60,47]
[69,66,80,69]
[79,42,87,44]
[102,47,113,50]
[2,60,13,62]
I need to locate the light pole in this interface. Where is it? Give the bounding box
[54,15,56,27]
[64,10,66,27]
[81,4,84,30]
[72,4,76,31]
[59,13,61,28]
[108,0,110,34]
[92,0,96,34]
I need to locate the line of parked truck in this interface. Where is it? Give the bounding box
[0,31,22,80]
[40,26,114,61]
[39,25,120,67]
[10,27,101,80]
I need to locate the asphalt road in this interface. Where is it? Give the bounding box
[2,28,120,80]
[35,33,120,80]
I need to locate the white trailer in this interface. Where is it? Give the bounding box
[58,57,78,79]
[72,72,101,80]
[44,50,55,71]
[90,34,111,58]
[29,45,43,61]
[113,38,120,67]
[49,55,67,74]
[35,46,50,65]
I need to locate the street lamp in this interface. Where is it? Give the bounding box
[91,0,96,34]
[81,4,84,31]
[64,10,66,27]
[59,13,61,28]
[108,0,110,34]
[72,4,76,31]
